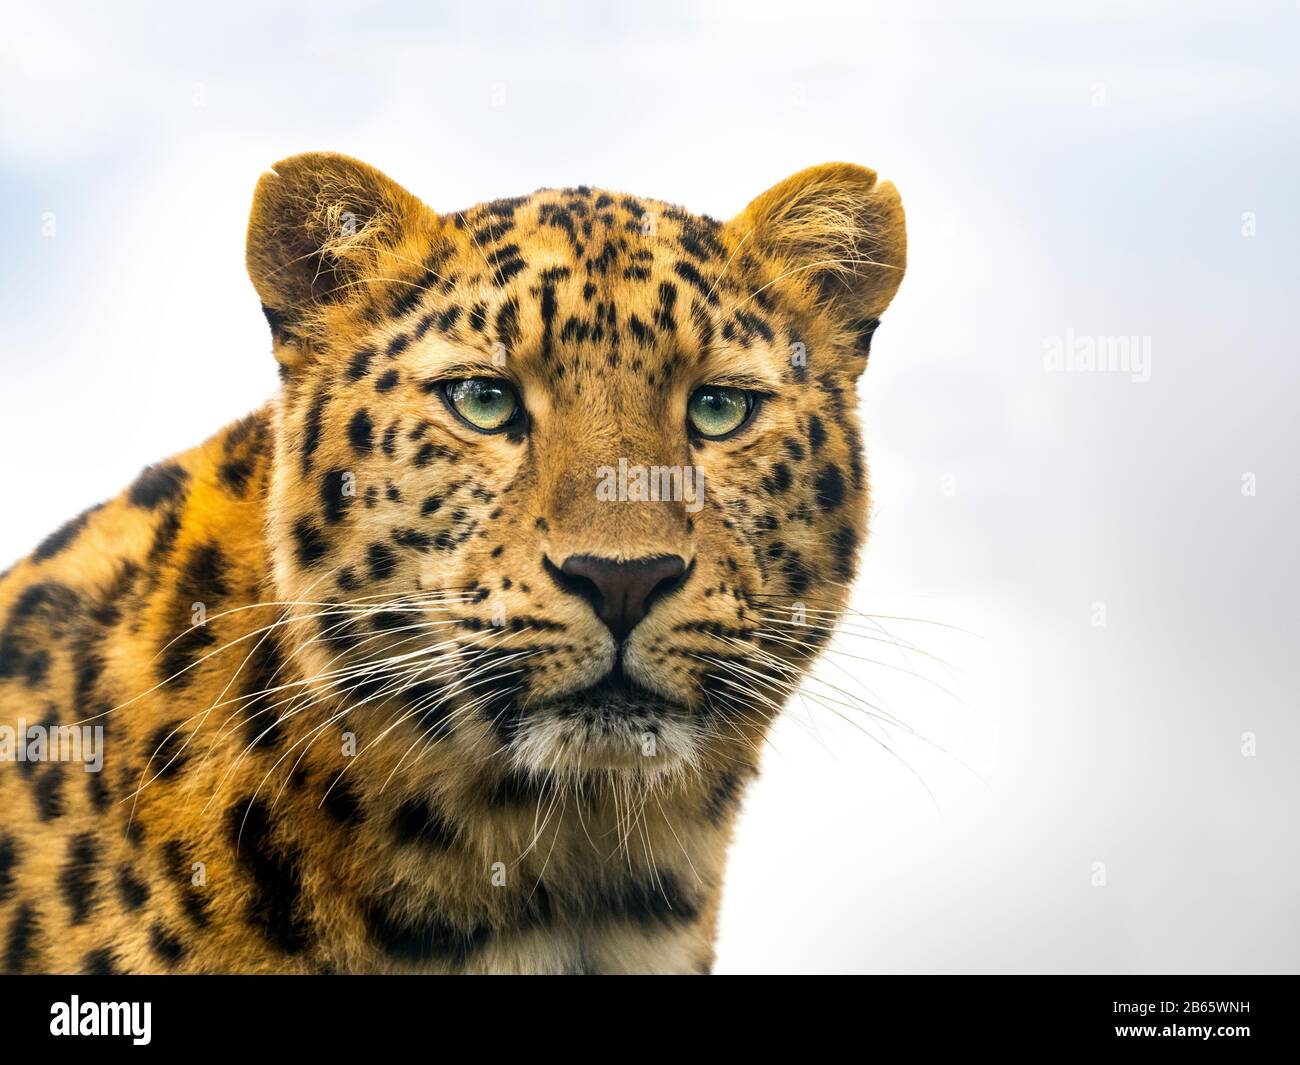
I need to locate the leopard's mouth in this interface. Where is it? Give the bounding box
[545,665,684,719]
[506,665,698,777]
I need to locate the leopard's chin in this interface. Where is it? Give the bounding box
[505,671,702,779]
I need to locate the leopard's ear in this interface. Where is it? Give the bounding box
[730,163,906,357]
[246,152,436,364]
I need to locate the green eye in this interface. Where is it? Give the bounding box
[443,378,521,432]
[687,386,756,439]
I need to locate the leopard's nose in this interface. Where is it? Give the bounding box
[547,554,689,641]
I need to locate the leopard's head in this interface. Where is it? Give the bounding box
[246,153,905,788]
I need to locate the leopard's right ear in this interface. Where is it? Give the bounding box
[246,152,436,367]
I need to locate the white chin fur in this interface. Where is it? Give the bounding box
[507,708,703,782]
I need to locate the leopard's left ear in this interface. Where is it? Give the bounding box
[730,163,906,357]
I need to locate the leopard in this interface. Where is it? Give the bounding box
[0,152,905,974]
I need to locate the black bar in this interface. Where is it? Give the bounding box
[1,975,1291,1051]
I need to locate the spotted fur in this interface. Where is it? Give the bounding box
[0,153,905,974]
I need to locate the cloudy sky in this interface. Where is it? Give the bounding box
[2,0,1297,972]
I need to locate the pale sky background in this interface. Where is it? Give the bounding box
[1,0,1297,973]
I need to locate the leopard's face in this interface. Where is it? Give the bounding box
[250,155,905,785]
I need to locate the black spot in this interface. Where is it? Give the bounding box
[539,283,558,356]
[239,636,286,750]
[387,333,410,358]
[34,768,64,821]
[58,833,99,924]
[149,922,186,965]
[495,297,520,348]
[368,542,397,581]
[703,770,744,826]
[181,542,230,598]
[116,864,150,911]
[437,305,462,333]
[375,369,400,392]
[3,902,39,973]
[346,346,376,381]
[807,413,827,453]
[146,722,188,780]
[391,798,457,849]
[420,494,443,517]
[488,768,543,806]
[147,508,183,565]
[82,947,120,975]
[293,518,329,568]
[320,468,353,524]
[735,310,773,343]
[492,257,526,284]
[831,525,859,581]
[162,839,210,929]
[362,899,489,966]
[782,552,814,596]
[32,505,99,562]
[316,600,363,652]
[655,281,678,331]
[845,424,865,489]
[814,465,846,510]
[262,304,292,341]
[87,766,111,811]
[157,544,228,689]
[673,260,716,303]
[128,463,189,509]
[322,771,365,827]
[369,610,407,633]
[219,457,254,495]
[560,315,589,344]
[392,274,432,319]
[628,314,651,345]
[227,797,312,955]
[392,528,434,552]
[587,870,700,928]
[73,634,121,730]
[852,316,880,356]
[347,409,374,454]
[0,835,16,903]
[765,462,792,494]
[0,582,79,687]
[302,392,328,474]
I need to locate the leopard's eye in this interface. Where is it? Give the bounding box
[687,385,757,439]
[442,378,521,433]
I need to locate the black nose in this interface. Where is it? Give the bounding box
[548,554,689,641]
